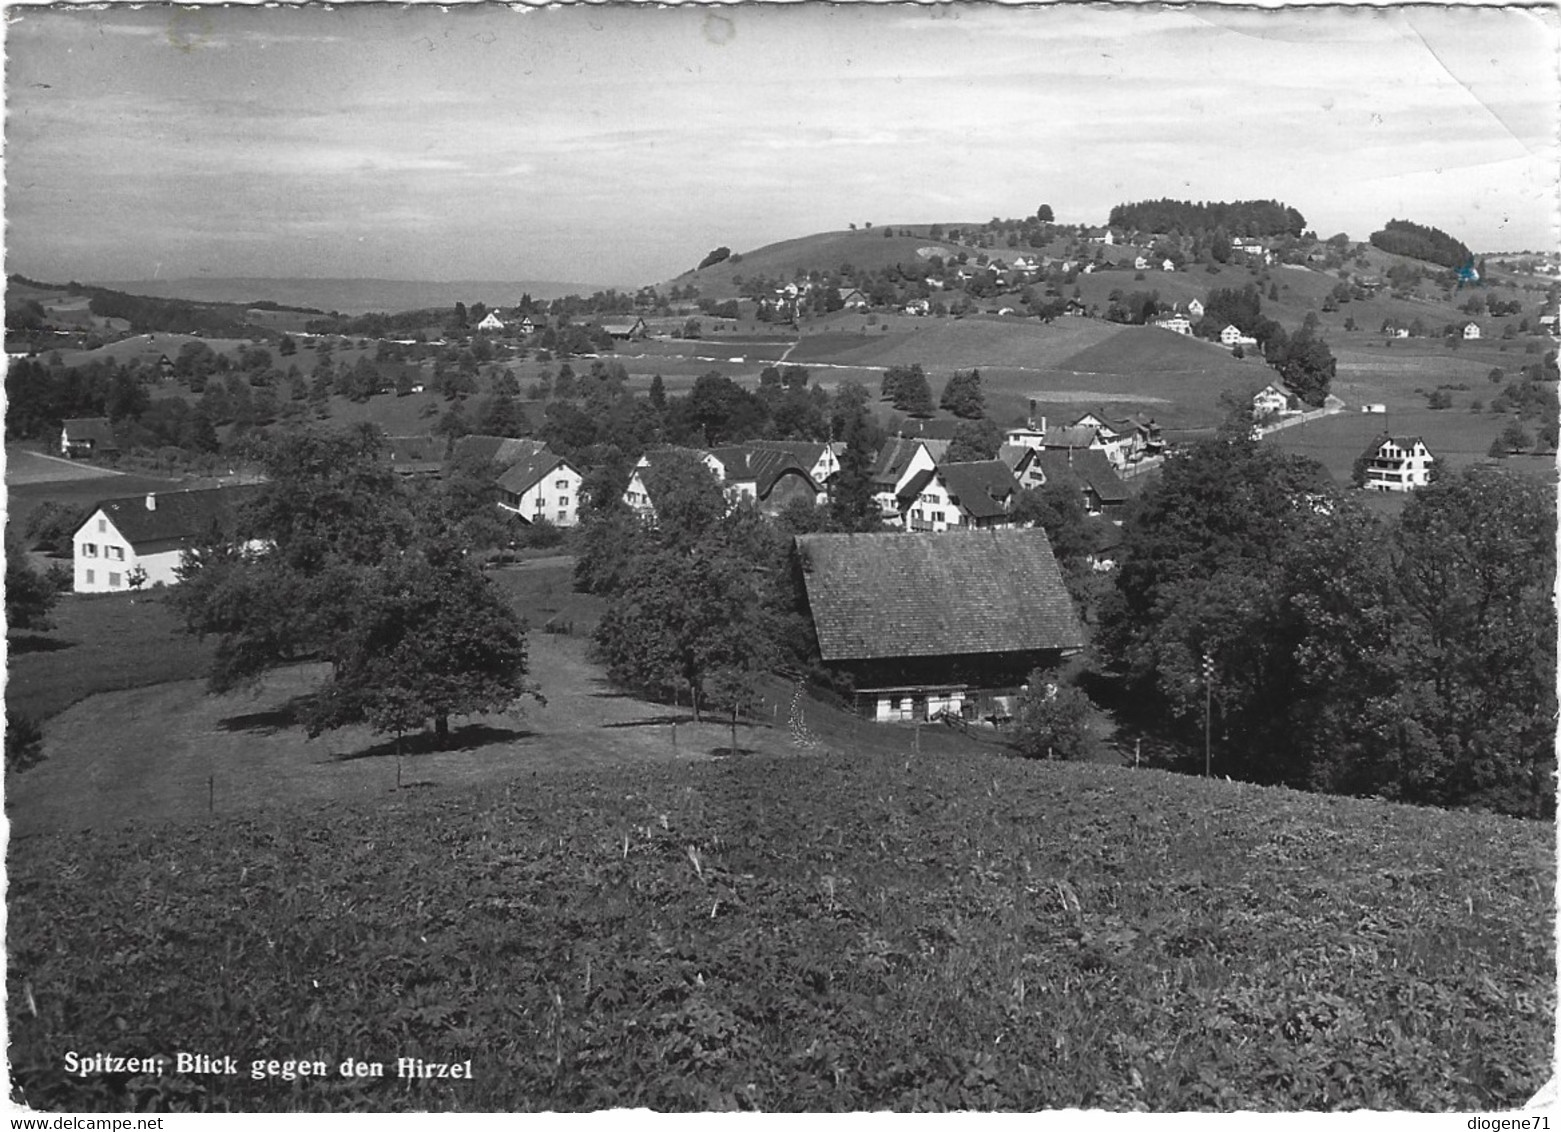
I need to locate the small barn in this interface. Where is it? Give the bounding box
[795,529,1084,724]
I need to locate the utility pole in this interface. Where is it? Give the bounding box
[1203,652,1215,778]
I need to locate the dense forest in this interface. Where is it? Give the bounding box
[1368,219,1473,270]
[1107,199,1307,238]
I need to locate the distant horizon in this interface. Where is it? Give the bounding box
[7,5,1557,284]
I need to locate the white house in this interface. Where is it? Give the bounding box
[1134,255,1150,271]
[1252,382,1298,420]
[624,447,727,519]
[1220,324,1259,349]
[870,438,947,518]
[1463,322,1482,340]
[1161,258,1176,272]
[497,450,583,526]
[476,311,505,332]
[1361,435,1435,492]
[745,440,843,490]
[898,460,1019,532]
[72,486,262,594]
[1187,298,1205,319]
[60,417,118,459]
[1155,314,1193,336]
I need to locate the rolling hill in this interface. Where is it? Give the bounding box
[95,277,608,317]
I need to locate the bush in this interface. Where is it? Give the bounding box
[5,711,44,773]
[1011,671,1098,760]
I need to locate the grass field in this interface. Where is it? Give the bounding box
[7,742,1551,1111]
[4,591,216,725]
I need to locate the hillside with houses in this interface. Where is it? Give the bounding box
[6,202,1557,1114]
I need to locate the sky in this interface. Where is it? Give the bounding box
[4,2,1558,288]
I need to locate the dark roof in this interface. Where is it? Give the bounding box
[997,444,1036,472]
[450,435,548,466]
[89,485,263,554]
[1032,450,1127,503]
[896,467,938,505]
[708,446,819,498]
[871,438,947,487]
[496,450,573,496]
[936,460,1019,519]
[745,439,831,467]
[62,418,118,446]
[796,530,1084,662]
[1042,425,1099,450]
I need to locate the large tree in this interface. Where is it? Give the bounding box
[5,529,58,632]
[175,427,538,748]
[939,369,986,419]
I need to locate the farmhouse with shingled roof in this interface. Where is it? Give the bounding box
[794,529,1084,723]
[497,449,582,526]
[71,485,263,594]
[898,459,1019,532]
[60,417,119,460]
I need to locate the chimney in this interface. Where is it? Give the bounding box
[145,493,156,511]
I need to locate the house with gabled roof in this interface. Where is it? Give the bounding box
[72,485,263,594]
[449,435,550,468]
[1360,435,1435,492]
[1462,322,1482,340]
[1252,382,1299,422]
[708,446,823,515]
[899,459,1019,532]
[624,445,727,519]
[743,440,843,491]
[601,316,648,340]
[476,311,505,332]
[794,529,1084,724]
[60,417,119,460]
[497,449,583,526]
[1030,449,1129,519]
[871,437,947,518]
[384,435,447,477]
[997,444,1045,490]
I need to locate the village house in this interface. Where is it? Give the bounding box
[836,287,869,310]
[476,311,505,332]
[1360,435,1435,492]
[1463,322,1482,340]
[514,315,539,337]
[1029,449,1129,519]
[745,440,843,490]
[1155,314,1193,336]
[997,444,1045,490]
[1133,255,1150,271]
[60,417,119,460]
[870,437,948,518]
[601,316,648,341]
[1187,298,1205,319]
[1252,382,1299,421]
[71,485,262,594]
[496,449,583,526]
[708,446,823,515]
[624,446,728,519]
[450,435,551,467]
[1003,414,1048,451]
[1220,324,1259,349]
[1161,258,1176,272]
[898,459,1020,532]
[794,529,1084,724]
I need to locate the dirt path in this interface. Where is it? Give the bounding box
[7,635,798,837]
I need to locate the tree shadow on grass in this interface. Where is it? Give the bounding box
[6,633,74,655]
[217,694,312,735]
[600,713,695,729]
[709,746,763,758]
[330,724,537,762]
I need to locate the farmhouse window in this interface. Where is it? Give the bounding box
[108,547,124,561]
[109,573,121,588]
[557,511,567,522]
[85,569,94,584]
[558,497,568,507]
[83,543,98,557]
[555,479,569,489]
[98,518,106,533]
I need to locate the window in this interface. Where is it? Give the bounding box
[97,518,106,533]
[109,573,121,588]
[108,547,124,561]
[555,479,569,489]
[557,511,567,522]
[558,497,568,508]
[85,569,94,585]
[82,543,98,557]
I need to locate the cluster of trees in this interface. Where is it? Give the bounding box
[173,428,541,751]
[1369,220,1473,271]
[881,364,934,417]
[938,369,985,419]
[1095,428,1554,817]
[1107,199,1308,239]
